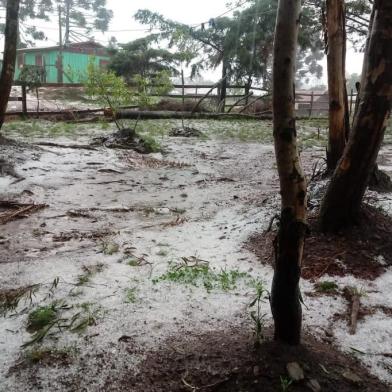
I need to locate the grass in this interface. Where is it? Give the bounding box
[2,117,390,149]
[125,288,137,303]
[153,261,251,292]
[0,285,40,316]
[101,242,120,255]
[23,346,77,364]
[127,258,140,267]
[315,281,339,293]
[26,303,60,333]
[249,280,268,346]
[24,300,103,347]
[75,263,105,287]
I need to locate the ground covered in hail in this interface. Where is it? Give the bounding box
[0,118,391,391]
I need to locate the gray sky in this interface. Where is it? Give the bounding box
[1,0,364,84]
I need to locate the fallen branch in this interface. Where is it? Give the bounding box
[191,76,227,114]
[0,202,47,224]
[227,91,254,113]
[35,142,97,150]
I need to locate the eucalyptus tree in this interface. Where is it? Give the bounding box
[0,0,20,131]
[320,0,392,231]
[271,0,306,345]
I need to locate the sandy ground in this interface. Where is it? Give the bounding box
[0,120,391,391]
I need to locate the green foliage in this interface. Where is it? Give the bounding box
[18,65,45,89]
[109,34,189,83]
[153,261,250,292]
[85,61,133,113]
[85,60,171,130]
[69,302,102,333]
[26,304,59,333]
[135,1,325,87]
[141,134,161,152]
[249,280,268,346]
[125,288,137,304]
[280,376,293,391]
[23,300,103,347]
[315,281,339,293]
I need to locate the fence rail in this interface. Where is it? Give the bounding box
[8,82,358,118]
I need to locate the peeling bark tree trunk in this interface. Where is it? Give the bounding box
[326,0,350,171]
[270,0,307,345]
[0,0,20,131]
[320,0,392,232]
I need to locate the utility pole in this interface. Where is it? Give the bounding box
[57,5,64,84]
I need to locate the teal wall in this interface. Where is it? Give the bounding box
[15,50,110,84]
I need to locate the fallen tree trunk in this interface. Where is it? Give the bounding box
[114,110,272,121]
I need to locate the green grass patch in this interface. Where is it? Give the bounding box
[315,281,339,293]
[153,262,251,292]
[125,288,137,303]
[24,300,103,347]
[26,303,60,333]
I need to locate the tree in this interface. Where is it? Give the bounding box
[135,1,324,112]
[270,0,307,345]
[0,0,20,131]
[0,0,113,46]
[135,10,237,112]
[320,0,392,232]
[325,0,350,171]
[109,35,190,82]
[346,72,361,91]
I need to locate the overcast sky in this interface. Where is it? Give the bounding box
[1,0,364,85]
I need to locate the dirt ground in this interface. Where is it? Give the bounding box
[0,119,391,391]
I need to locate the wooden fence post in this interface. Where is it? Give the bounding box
[309,91,314,118]
[21,84,27,116]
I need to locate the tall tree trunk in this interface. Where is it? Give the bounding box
[0,0,20,131]
[326,0,350,171]
[270,0,307,345]
[219,59,228,113]
[64,0,72,45]
[320,0,392,232]
[57,6,64,84]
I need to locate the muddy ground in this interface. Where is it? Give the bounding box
[0,119,391,391]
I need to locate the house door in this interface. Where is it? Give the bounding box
[35,54,43,66]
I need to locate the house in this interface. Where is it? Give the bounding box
[14,41,111,84]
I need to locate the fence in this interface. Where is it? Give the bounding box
[7,82,358,118]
